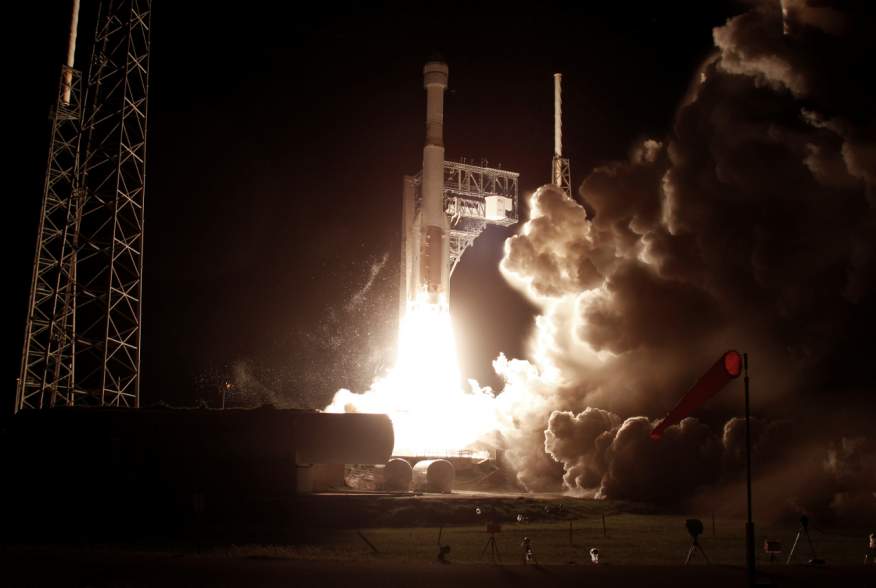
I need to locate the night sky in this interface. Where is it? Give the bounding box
[6,1,804,410]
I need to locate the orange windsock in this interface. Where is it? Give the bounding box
[651,350,743,440]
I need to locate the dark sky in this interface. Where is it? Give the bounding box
[9,1,743,410]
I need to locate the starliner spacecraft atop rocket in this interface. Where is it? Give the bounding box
[400,61,520,319]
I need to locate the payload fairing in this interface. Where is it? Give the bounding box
[400,61,519,318]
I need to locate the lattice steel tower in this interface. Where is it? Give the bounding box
[17,0,152,411]
[551,73,572,197]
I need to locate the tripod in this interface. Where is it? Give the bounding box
[786,518,819,565]
[481,533,502,563]
[684,537,711,565]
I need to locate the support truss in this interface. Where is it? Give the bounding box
[76,0,151,407]
[443,161,518,275]
[17,67,83,411]
[17,0,152,412]
[410,160,518,279]
[552,155,571,199]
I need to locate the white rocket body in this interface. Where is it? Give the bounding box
[399,60,517,322]
[417,61,450,308]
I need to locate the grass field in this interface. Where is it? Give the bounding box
[208,511,869,566]
[4,494,873,588]
[5,492,871,569]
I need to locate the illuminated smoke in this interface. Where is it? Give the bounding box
[545,413,723,504]
[494,0,874,514]
[541,407,876,519]
[326,1,873,517]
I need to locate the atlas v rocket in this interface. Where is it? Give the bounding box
[400,61,519,320]
[399,64,558,319]
[402,61,451,311]
[419,61,451,305]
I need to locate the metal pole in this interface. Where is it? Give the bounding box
[62,0,81,104]
[744,353,756,586]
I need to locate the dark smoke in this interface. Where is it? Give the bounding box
[543,407,876,521]
[497,0,875,518]
[545,412,723,504]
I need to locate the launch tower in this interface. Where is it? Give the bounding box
[17,0,152,411]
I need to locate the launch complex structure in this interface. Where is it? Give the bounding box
[9,2,590,512]
[393,64,572,469]
[399,61,519,319]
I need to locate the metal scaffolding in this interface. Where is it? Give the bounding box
[412,160,519,277]
[552,155,571,198]
[17,66,84,411]
[17,0,152,411]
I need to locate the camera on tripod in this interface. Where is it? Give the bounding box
[684,518,710,565]
[686,518,704,543]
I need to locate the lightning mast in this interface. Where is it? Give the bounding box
[551,73,572,197]
[17,0,152,411]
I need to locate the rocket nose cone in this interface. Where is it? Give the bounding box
[423,60,449,85]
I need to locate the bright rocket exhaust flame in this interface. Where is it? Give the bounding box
[326,299,497,456]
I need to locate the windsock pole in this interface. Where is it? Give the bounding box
[744,353,756,587]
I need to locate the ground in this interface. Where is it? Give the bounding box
[2,492,873,587]
[3,549,873,588]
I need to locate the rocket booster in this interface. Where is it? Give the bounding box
[418,60,450,307]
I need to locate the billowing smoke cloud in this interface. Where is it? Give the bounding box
[545,412,722,504]
[539,406,876,520]
[495,0,875,518]
[701,419,876,521]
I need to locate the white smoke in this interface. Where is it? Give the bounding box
[489,0,875,517]
[327,1,874,519]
